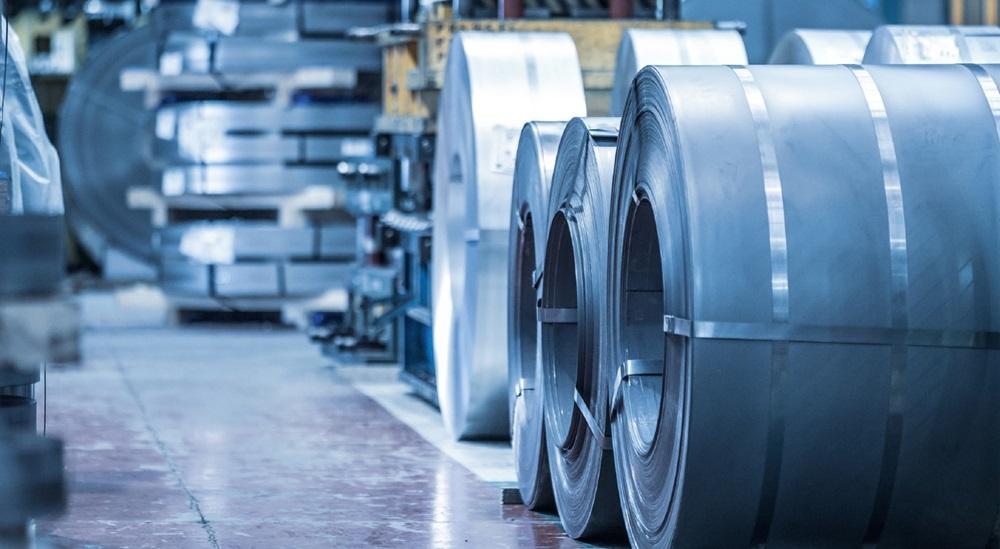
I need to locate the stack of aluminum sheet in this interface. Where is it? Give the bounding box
[125,1,389,312]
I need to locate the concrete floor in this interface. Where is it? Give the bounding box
[34,321,590,548]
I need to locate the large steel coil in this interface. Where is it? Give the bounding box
[608,63,1000,548]
[768,29,872,64]
[508,121,565,510]
[432,32,587,440]
[864,25,1000,63]
[540,117,622,538]
[59,27,158,269]
[610,29,747,116]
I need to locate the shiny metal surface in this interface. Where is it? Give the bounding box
[59,27,158,268]
[610,29,747,116]
[864,25,1000,63]
[161,259,354,299]
[432,32,587,440]
[768,29,872,64]
[508,121,565,511]
[158,222,355,264]
[159,34,381,75]
[155,101,376,165]
[539,117,622,539]
[161,165,347,196]
[608,64,1000,548]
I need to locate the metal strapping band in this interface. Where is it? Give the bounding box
[965,64,1000,140]
[514,377,533,398]
[850,65,909,546]
[661,316,1000,350]
[733,66,789,547]
[611,359,663,412]
[538,307,577,324]
[573,388,612,450]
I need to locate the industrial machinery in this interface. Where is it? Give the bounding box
[310,0,729,413]
[0,15,77,544]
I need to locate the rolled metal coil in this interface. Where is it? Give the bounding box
[768,29,872,64]
[609,63,1000,548]
[59,27,158,268]
[507,121,565,510]
[863,25,1000,63]
[432,31,586,440]
[610,29,747,116]
[540,117,622,539]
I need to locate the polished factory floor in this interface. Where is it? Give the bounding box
[35,300,593,548]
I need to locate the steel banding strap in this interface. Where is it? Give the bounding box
[573,388,612,450]
[514,377,534,398]
[660,316,1000,350]
[611,359,663,413]
[963,62,1000,545]
[538,307,578,324]
[849,65,909,547]
[732,66,790,548]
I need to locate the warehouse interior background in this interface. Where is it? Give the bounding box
[2,0,1000,547]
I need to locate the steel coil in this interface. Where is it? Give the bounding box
[609,63,1000,548]
[508,121,565,510]
[59,27,158,268]
[540,117,622,538]
[432,32,587,440]
[610,29,747,116]
[768,29,872,64]
[863,25,1000,63]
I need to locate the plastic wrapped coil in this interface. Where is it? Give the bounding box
[863,25,1000,63]
[0,15,62,214]
[432,31,587,440]
[508,121,566,510]
[610,29,747,116]
[609,63,1000,548]
[540,117,622,538]
[768,29,872,64]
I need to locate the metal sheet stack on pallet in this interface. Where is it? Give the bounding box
[119,0,390,318]
[0,16,78,543]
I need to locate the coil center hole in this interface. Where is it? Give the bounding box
[515,214,537,390]
[542,211,579,446]
[621,197,665,451]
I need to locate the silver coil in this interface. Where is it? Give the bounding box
[609,64,1000,548]
[540,117,622,538]
[432,32,587,440]
[863,25,1000,63]
[769,29,872,64]
[508,121,565,510]
[610,29,747,116]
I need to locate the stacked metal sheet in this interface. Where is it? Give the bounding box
[122,1,389,312]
